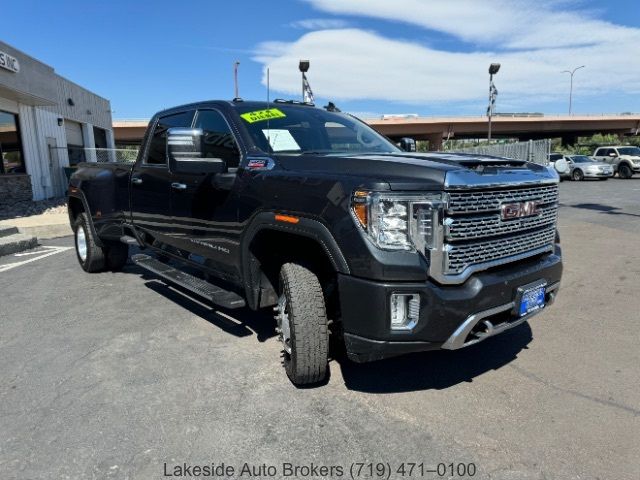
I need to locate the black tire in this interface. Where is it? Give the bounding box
[105,242,129,271]
[618,164,633,179]
[73,213,106,272]
[277,263,329,386]
[572,169,584,181]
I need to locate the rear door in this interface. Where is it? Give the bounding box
[130,110,195,246]
[169,108,243,282]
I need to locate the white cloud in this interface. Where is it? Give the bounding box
[304,0,639,49]
[254,1,640,110]
[254,27,640,108]
[290,18,351,29]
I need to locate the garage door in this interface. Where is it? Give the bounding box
[65,120,83,147]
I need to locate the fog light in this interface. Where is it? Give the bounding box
[390,293,420,330]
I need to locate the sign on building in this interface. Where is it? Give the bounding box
[0,51,20,73]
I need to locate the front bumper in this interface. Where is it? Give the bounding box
[583,170,613,178]
[339,249,562,362]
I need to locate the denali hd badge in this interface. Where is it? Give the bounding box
[501,200,541,220]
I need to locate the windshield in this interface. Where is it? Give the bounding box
[569,155,594,163]
[617,147,640,156]
[234,104,400,155]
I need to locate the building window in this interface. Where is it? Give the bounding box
[0,110,25,174]
[93,126,108,148]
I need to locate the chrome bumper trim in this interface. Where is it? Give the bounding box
[441,282,560,350]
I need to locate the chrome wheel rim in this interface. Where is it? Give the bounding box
[76,226,88,262]
[276,295,292,355]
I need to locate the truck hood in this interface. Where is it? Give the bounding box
[274,152,559,190]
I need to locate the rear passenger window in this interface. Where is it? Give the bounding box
[194,110,240,168]
[145,111,195,165]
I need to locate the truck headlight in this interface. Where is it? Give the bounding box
[351,191,443,251]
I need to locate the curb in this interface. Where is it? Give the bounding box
[16,223,72,239]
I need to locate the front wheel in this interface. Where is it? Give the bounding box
[618,164,633,179]
[275,263,329,386]
[572,169,584,181]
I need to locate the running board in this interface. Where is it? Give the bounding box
[132,254,245,309]
[120,235,139,245]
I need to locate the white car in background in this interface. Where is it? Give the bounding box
[565,155,613,181]
[592,146,640,179]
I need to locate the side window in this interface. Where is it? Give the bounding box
[194,110,240,168]
[597,148,609,157]
[145,111,195,165]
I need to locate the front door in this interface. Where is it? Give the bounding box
[130,110,195,247]
[169,108,242,282]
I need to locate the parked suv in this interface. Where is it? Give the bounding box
[68,100,562,385]
[592,146,640,178]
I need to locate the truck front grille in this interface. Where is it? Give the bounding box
[440,184,559,278]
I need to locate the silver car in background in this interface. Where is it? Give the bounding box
[566,155,613,181]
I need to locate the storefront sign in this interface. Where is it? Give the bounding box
[0,51,20,73]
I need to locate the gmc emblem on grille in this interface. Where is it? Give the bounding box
[500,201,541,220]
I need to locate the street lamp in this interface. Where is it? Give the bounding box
[487,63,500,141]
[299,60,311,102]
[562,65,585,115]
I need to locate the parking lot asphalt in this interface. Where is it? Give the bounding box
[1,178,639,480]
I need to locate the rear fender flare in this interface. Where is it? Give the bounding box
[68,191,104,247]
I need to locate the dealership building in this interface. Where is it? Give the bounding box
[0,40,114,203]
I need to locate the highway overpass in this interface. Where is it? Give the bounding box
[113,114,640,150]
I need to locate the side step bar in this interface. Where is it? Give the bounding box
[132,254,246,309]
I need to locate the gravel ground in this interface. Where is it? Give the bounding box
[0,197,67,220]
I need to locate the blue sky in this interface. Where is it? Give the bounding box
[3,0,639,119]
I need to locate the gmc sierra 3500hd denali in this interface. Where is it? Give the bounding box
[68,99,562,385]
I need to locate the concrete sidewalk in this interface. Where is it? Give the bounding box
[0,212,71,239]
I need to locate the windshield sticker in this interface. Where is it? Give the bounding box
[262,129,300,152]
[240,108,286,123]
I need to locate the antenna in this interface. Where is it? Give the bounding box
[266,68,271,147]
[233,61,240,98]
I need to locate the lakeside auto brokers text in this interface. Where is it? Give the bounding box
[163,461,477,478]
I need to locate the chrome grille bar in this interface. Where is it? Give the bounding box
[447,185,558,214]
[444,226,556,275]
[446,204,558,241]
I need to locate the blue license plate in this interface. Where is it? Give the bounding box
[518,285,546,317]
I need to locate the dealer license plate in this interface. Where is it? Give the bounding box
[518,284,546,317]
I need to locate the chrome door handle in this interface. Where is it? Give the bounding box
[131,177,143,185]
[171,182,187,190]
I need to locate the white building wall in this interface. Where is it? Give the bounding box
[17,104,69,200]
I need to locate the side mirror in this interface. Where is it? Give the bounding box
[167,128,226,174]
[609,152,618,157]
[398,137,416,152]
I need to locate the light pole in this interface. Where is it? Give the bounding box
[562,65,585,115]
[233,61,240,99]
[487,63,500,141]
[299,60,310,102]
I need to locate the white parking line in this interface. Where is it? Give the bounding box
[0,246,73,273]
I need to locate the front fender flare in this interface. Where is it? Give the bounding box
[241,212,350,309]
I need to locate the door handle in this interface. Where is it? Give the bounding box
[131,177,143,185]
[171,182,187,190]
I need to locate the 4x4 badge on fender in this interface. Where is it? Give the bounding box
[501,200,541,220]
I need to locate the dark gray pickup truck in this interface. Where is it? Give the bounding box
[68,99,562,385]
